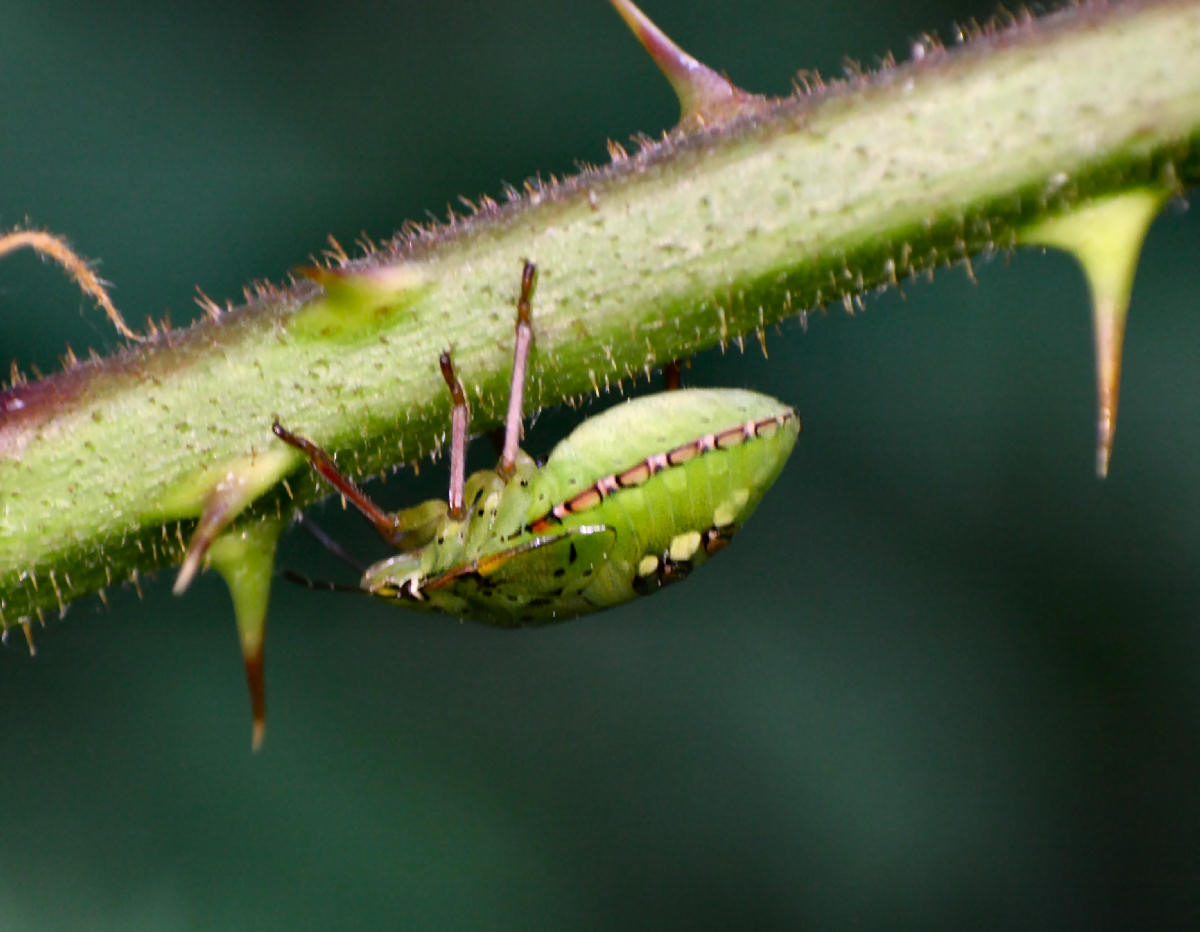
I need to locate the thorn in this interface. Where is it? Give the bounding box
[295,261,424,301]
[21,619,36,657]
[1020,187,1169,477]
[608,0,763,129]
[207,520,284,752]
[173,448,294,595]
[1092,293,1126,479]
[245,644,267,752]
[175,474,250,595]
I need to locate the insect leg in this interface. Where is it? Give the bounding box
[295,511,367,573]
[663,360,682,391]
[272,421,400,542]
[498,260,537,478]
[486,427,506,458]
[439,351,469,520]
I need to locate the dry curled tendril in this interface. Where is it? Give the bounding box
[0,228,142,342]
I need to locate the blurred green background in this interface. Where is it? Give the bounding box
[3,0,1199,928]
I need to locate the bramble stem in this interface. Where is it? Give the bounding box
[2,0,1200,625]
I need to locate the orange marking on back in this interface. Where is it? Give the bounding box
[566,487,603,513]
[667,441,700,466]
[716,425,747,449]
[617,462,652,487]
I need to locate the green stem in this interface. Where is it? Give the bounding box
[2,0,1200,624]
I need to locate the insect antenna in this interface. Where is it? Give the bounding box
[281,569,366,596]
[295,512,368,573]
[280,513,370,596]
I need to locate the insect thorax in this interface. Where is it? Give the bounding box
[360,452,540,607]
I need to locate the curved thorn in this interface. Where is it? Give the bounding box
[175,484,244,595]
[608,0,762,128]
[172,449,295,595]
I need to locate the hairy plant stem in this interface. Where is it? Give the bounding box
[2,0,1200,626]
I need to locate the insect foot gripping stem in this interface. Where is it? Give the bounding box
[274,263,800,628]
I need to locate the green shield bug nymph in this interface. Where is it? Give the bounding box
[273,262,800,625]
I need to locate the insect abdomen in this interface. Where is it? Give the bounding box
[527,389,799,606]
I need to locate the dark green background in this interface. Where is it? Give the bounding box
[3,1,1198,928]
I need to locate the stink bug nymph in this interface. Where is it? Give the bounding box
[273,262,800,624]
